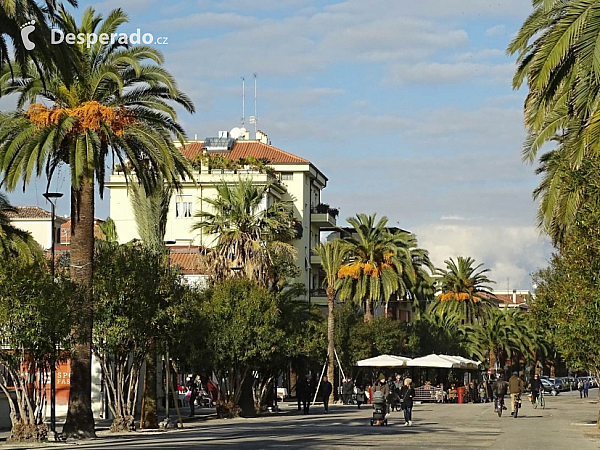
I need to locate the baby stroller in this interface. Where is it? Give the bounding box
[370,390,388,426]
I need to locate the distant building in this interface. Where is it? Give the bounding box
[5,206,66,250]
[492,290,531,310]
[107,129,336,303]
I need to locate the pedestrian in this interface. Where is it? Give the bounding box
[186,375,199,417]
[583,379,590,398]
[320,375,333,413]
[578,379,584,398]
[298,374,313,414]
[206,378,218,407]
[342,378,352,405]
[355,384,366,409]
[399,377,415,426]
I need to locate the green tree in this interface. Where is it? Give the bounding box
[508,1,600,244]
[199,279,283,414]
[191,178,297,289]
[0,258,76,442]
[93,243,182,432]
[0,191,41,261]
[128,180,173,429]
[431,256,495,324]
[337,214,416,322]
[314,239,348,402]
[0,7,193,437]
[349,316,408,363]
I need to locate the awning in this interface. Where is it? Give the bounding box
[356,354,412,367]
[407,354,482,369]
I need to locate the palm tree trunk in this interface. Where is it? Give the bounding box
[364,298,374,323]
[141,343,158,429]
[489,350,497,374]
[327,286,335,404]
[63,174,96,438]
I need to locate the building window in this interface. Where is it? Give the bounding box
[175,200,193,218]
[60,228,70,244]
[281,172,293,181]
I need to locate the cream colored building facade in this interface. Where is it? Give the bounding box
[106,131,336,304]
[6,206,66,250]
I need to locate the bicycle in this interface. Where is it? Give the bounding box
[531,390,545,409]
[513,394,521,418]
[497,395,505,417]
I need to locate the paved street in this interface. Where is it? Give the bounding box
[2,390,600,449]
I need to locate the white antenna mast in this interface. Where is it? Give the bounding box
[249,73,258,136]
[241,77,245,128]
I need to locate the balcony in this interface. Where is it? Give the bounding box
[310,250,321,266]
[311,204,338,228]
[310,289,328,306]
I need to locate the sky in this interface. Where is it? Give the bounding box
[5,0,552,290]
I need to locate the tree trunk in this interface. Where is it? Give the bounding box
[63,174,96,438]
[327,286,335,404]
[489,350,497,374]
[140,345,158,429]
[364,298,374,323]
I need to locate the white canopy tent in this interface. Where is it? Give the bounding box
[356,354,412,368]
[406,354,482,369]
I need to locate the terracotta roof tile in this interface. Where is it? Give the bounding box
[168,247,208,275]
[181,140,309,164]
[6,206,52,219]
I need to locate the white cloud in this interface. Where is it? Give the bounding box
[413,222,552,288]
[385,61,515,86]
[485,25,507,37]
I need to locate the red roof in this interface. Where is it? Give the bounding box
[168,246,208,275]
[181,140,309,164]
[6,206,52,219]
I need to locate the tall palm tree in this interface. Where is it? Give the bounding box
[0,191,41,261]
[191,178,297,289]
[0,7,194,437]
[129,181,173,429]
[508,1,600,244]
[337,214,415,322]
[314,239,348,403]
[432,256,495,324]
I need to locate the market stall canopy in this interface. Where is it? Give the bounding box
[356,354,412,367]
[443,355,481,370]
[407,354,464,369]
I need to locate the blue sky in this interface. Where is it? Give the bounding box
[6,0,551,288]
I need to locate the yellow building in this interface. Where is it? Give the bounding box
[106,130,336,304]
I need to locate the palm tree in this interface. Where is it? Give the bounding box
[0,191,41,261]
[462,308,541,374]
[129,181,173,429]
[191,178,297,289]
[314,239,348,403]
[508,1,600,244]
[432,256,495,324]
[0,0,76,84]
[0,7,194,437]
[337,214,415,322]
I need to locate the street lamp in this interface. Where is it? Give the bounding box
[43,191,63,439]
[163,240,175,420]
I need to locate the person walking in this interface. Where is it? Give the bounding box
[342,378,352,405]
[508,372,524,416]
[206,378,218,407]
[186,375,199,417]
[583,379,590,398]
[298,374,313,414]
[320,375,333,413]
[355,383,366,409]
[578,379,584,398]
[399,378,415,426]
[530,374,542,405]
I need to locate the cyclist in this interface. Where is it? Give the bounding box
[492,374,508,413]
[509,371,525,416]
[530,374,542,406]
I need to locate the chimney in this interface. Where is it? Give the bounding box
[512,289,517,304]
[194,134,198,140]
[256,130,268,144]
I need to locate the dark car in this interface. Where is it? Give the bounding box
[540,378,560,396]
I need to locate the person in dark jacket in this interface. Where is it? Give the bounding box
[530,374,542,405]
[186,375,199,417]
[399,378,415,426]
[342,378,353,404]
[297,374,313,414]
[355,383,366,408]
[492,374,508,412]
[584,379,590,398]
[320,375,333,412]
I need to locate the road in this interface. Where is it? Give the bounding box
[3,390,600,449]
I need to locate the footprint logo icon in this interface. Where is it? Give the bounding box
[21,20,36,51]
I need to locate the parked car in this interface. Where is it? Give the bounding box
[551,377,570,392]
[540,378,560,396]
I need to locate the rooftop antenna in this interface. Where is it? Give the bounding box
[249,73,258,136]
[241,77,245,128]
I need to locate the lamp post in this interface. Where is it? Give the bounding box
[43,192,63,438]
